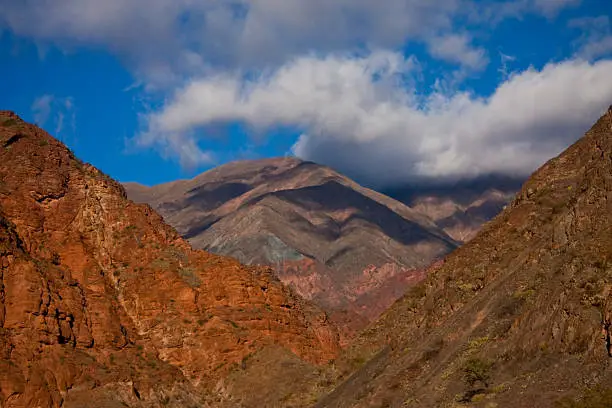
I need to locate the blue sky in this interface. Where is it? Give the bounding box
[0,0,611,187]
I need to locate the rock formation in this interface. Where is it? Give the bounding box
[0,111,339,408]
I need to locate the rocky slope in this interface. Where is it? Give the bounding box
[125,158,458,338]
[314,106,612,407]
[0,111,340,408]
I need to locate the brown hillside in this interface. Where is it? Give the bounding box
[316,106,612,407]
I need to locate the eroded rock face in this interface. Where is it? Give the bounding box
[0,111,339,407]
[275,259,427,344]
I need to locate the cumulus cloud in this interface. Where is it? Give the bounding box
[5,0,603,188]
[139,55,612,186]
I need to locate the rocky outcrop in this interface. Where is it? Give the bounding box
[0,111,339,407]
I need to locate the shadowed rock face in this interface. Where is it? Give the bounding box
[0,112,340,408]
[125,158,459,339]
[315,107,612,407]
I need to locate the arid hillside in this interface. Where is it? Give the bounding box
[0,111,340,408]
[315,106,612,407]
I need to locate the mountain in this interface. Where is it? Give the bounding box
[383,176,522,243]
[315,106,612,407]
[124,158,458,339]
[0,111,340,408]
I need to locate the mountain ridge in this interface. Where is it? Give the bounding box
[124,157,460,339]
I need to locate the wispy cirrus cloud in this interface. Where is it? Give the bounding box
[569,15,612,60]
[31,95,75,137]
[426,34,488,71]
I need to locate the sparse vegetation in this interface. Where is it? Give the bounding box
[458,358,494,402]
[350,356,367,368]
[422,338,445,361]
[593,258,608,270]
[496,295,526,318]
[468,336,490,350]
[463,358,492,389]
[556,387,612,408]
[459,282,476,292]
[178,266,201,287]
[214,361,227,371]
[151,258,171,269]
[513,288,535,299]
[1,118,18,127]
[409,282,427,298]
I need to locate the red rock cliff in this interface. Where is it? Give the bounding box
[0,111,339,407]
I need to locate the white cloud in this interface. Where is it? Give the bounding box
[139,55,612,186]
[6,0,601,187]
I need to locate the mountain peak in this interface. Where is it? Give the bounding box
[125,156,459,340]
